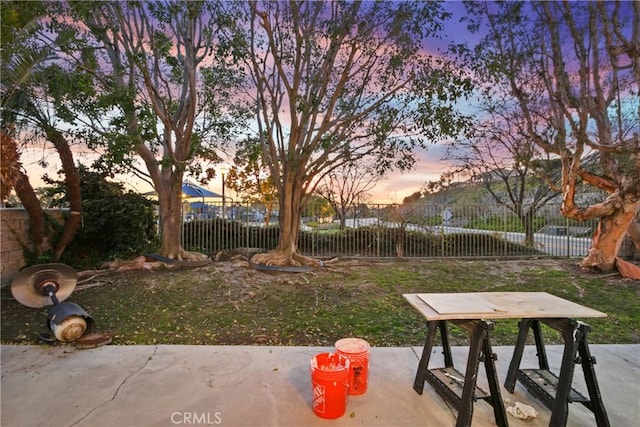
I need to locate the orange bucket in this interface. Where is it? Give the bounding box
[310,352,350,419]
[335,338,370,395]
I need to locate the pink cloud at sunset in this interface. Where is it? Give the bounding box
[373,144,450,203]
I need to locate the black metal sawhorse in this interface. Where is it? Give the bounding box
[413,319,509,427]
[504,318,610,427]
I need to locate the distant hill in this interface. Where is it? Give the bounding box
[422,181,489,205]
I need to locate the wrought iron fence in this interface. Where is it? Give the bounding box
[181,201,635,259]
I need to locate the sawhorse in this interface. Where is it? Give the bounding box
[413,319,509,427]
[504,318,610,426]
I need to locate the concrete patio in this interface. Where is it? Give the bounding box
[1,344,638,426]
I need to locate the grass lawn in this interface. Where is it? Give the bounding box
[1,258,638,347]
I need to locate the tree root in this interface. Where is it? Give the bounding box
[615,257,640,280]
[251,251,324,268]
[101,255,179,272]
[98,252,212,273]
[579,249,615,272]
[178,250,210,262]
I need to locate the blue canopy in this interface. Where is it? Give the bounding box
[181,181,222,198]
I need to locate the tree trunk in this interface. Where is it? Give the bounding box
[521,212,536,248]
[2,127,44,258]
[45,126,82,261]
[626,218,640,255]
[395,226,405,258]
[264,204,274,227]
[13,170,45,259]
[0,132,20,205]
[251,178,321,267]
[153,176,208,261]
[158,180,186,259]
[339,209,346,231]
[581,201,640,272]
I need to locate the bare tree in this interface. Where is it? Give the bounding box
[234,0,471,266]
[387,191,424,257]
[445,96,561,246]
[465,1,640,272]
[316,161,381,230]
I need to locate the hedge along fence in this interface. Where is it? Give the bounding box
[181,202,637,260]
[182,220,546,259]
[298,228,544,258]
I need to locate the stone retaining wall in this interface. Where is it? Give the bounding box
[1,209,65,286]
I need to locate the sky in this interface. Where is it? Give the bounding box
[20,132,450,204]
[18,1,475,205]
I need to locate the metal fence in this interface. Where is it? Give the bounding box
[181,201,636,259]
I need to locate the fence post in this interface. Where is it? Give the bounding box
[376,204,381,258]
[504,205,508,254]
[566,215,571,258]
[440,205,445,257]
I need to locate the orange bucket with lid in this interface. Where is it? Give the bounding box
[310,352,350,419]
[335,337,371,395]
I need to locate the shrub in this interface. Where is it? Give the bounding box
[46,167,159,269]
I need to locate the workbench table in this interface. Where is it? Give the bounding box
[404,292,609,427]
